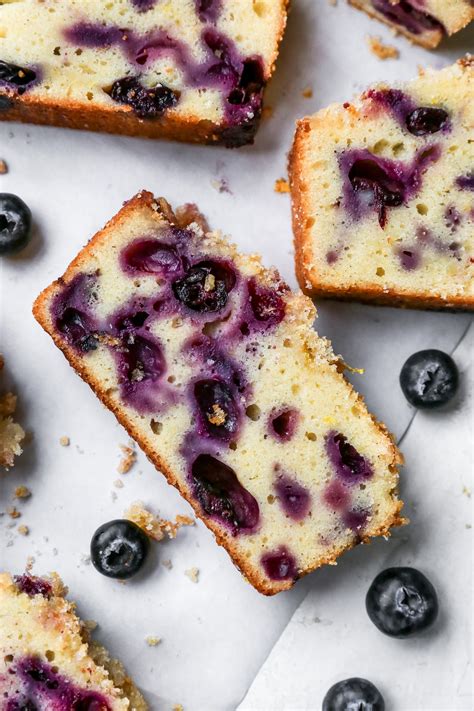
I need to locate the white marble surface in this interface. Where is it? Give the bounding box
[0,2,473,710]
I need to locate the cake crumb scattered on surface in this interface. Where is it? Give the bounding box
[125,501,195,542]
[114,479,125,489]
[0,159,8,174]
[462,486,471,498]
[302,86,313,98]
[367,36,399,60]
[274,178,290,194]
[0,355,25,469]
[59,436,70,447]
[118,443,136,473]
[7,506,21,519]
[17,525,29,536]
[145,636,161,647]
[14,485,31,499]
[162,559,173,570]
[172,704,184,711]
[185,567,199,583]
[211,177,232,195]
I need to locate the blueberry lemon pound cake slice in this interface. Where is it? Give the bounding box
[348,0,474,48]
[0,572,147,709]
[0,0,288,147]
[290,58,474,311]
[33,192,404,595]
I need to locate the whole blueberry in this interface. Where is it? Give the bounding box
[322,678,385,711]
[406,107,449,136]
[90,519,149,579]
[0,193,32,255]
[366,567,438,638]
[399,349,458,408]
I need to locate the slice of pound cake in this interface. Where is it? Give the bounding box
[33,191,404,595]
[290,58,474,311]
[0,572,147,709]
[348,0,474,48]
[0,0,288,147]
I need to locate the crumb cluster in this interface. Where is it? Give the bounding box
[0,355,25,469]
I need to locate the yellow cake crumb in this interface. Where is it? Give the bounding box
[17,524,29,536]
[14,485,31,499]
[59,436,70,447]
[172,705,184,711]
[0,159,8,174]
[118,443,136,473]
[274,178,290,194]
[0,355,25,469]
[302,86,313,98]
[185,568,199,583]
[145,636,161,647]
[7,506,21,519]
[125,502,195,542]
[367,36,399,60]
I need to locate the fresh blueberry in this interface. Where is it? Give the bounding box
[193,378,239,440]
[172,260,236,313]
[0,193,32,255]
[366,567,438,638]
[406,107,449,136]
[109,76,179,118]
[90,519,149,579]
[322,678,385,711]
[400,349,458,409]
[0,60,37,92]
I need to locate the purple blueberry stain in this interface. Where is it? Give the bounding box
[261,546,298,582]
[325,431,373,485]
[270,408,299,442]
[120,237,183,275]
[326,250,340,265]
[444,205,462,232]
[8,657,111,710]
[196,0,222,22]
[323,480,350,511]
[456,173,474,191]
[51,273,100,353]
[371,0,445,35]
[131,0,157,11]
[191,453,259,533]
[117,334,166,413]
[343,508,370,533]
[365,87,416,127]
[246,277,286,328]
[365,88,450,137]
[14,574,52,598]
[341,145,441,228]
[274,473,311,521]
[193,378,240,441]
[396,246,422,271]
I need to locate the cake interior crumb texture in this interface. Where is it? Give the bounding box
[0,572,148,709]
[290,58,474,311]
[33,192,404,595]
[0,355,25,469]
[349,0,474,49]
[0,0,288,146]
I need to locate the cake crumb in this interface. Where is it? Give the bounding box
[302,86,313,99]
[274,178,290,194]
[118,443,136,474]
[367,36,399,60]
[7,506,21,519]
[114,479,124,489]
[0,159,8,174]
[462,486,471,498]
[125,501,195,542]
[59,436,70,447]
[172,705,184,711]
[0,355,25,469]
[185,567,199,583]
[146,636,161,647]
[162,559,173,570]
[17,525,29,536]
[14,485,31,500]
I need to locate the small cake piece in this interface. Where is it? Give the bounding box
[349,0,474,49]
[0,572,147,709]
[33,191,404,595]
[0,354,25,469]
[0,0,288,147]
[290,58,474,311]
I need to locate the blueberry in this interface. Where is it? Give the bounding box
[109,76,179,118]
[366,567,438,638]
[406,107,449,136]
[172,260,236,313]
[322,678,385,711]
[400,349,458,409]
[348,159,404,229]
[0,60,36,92]
[193,378,239,440]
[90,519,149,579]
[0,193,32,255]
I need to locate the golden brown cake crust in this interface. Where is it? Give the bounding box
[289,60,474,313]
[0,2,289,147]
[33,191,404,596]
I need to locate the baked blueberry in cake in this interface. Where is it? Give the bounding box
[348,0,474,48]
[0,572,147,709]
[0,1,288,147]
[290,58,474,311]
[33,192,404,595]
